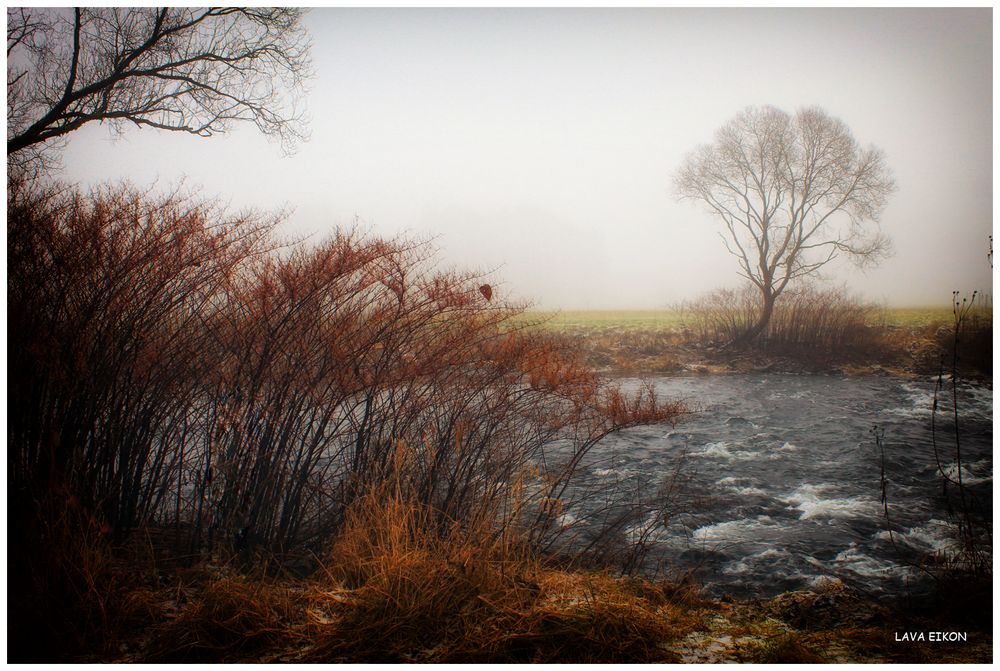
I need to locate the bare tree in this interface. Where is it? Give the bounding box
[674,105,896,346]
[7,7,311,173]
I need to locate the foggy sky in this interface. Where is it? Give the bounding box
[58,8,993,309]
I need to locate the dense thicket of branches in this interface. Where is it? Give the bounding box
[7,7,310,172]
[8,179,682,573]
[674,106,896,346]
[684,283,886,359]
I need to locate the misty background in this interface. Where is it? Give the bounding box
[57,8,992,309]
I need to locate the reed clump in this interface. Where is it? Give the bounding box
[306,470,538,661]
[301,560,697,663]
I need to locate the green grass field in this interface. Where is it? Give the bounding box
[523,307,962,333]
[879,306,965,327]
[524,310,688,331]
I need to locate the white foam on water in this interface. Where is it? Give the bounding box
[695,441,764,462]
[592,467,634,478]
[960,383,994,420]
[781,484,881,521]
[768,389,812,402]
[692,515,777,543]
[883,381,936,419]
[777,441,799,452]
[715,476,768,497]
[624,512,657,541]
[624,511,683,546]
[937,381,994,422]
[721,547,792,575]
[885,380,992,423]
[756,547,789,559]
[782,482,831,498]
[699,441,733,458]
[876,519,963,555]
[734,486,769,496]
[938,459,993,486]
[721,560,754,575]
[831,545,900,578]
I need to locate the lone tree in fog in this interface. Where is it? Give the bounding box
[7,7,311,173]
[674,105,895,346]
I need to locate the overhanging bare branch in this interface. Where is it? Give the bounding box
[7,6,312,171]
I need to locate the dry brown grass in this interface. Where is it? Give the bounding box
[286,469,702,663]
[142,572,304,662]
[304,488,534,660]
[750,631,827,663]
[472,571,698,663]
[26,533,988,664]
[558,328,690,373]
[299,566,700,663]
[116,549,701,663]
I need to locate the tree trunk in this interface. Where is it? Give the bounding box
[730,289,775,349]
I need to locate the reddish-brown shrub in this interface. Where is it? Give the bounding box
[8,178,684,660]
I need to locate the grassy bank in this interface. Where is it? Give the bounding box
[524,304,990,378]
[527,306,955,330]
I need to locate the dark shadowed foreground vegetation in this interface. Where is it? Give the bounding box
[8,178,685,662]
[7,180,990,663]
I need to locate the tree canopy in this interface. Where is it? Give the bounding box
[674,105,896,344]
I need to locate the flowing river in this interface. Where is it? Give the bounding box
[576,374,992,599]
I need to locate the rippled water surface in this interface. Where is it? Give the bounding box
[581,374,992,599]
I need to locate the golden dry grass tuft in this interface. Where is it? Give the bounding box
[292,475,701,662]
[303,476,540,661]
